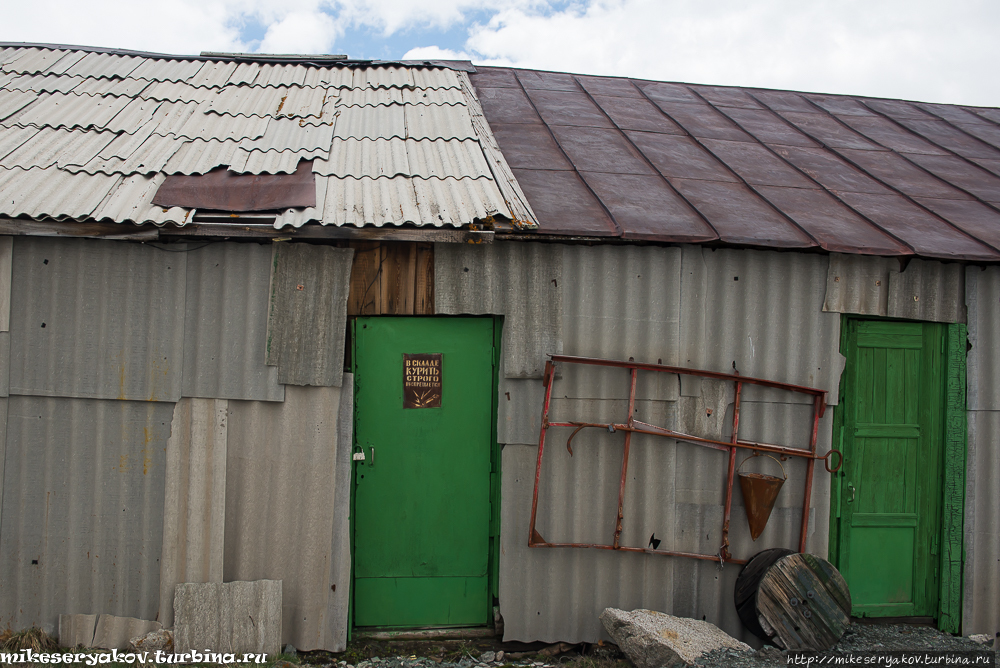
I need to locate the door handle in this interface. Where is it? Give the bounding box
[847,484,855,503]
[370,446,375,465]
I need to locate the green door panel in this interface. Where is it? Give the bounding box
[836,320,945,618]
[353,317,494,628]
[353,576,488,627]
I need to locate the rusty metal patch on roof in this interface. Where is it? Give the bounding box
[152,159,316,211]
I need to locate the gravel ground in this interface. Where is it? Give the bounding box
[293,625,995,668]
[692,624,997,668]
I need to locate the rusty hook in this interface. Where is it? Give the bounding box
[823,449,844,473]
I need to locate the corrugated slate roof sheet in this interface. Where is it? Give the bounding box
[0,45,536,229]
[472,67,1000,260]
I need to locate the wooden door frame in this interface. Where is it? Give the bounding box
[346,315,503,636]
[828,316,966,632]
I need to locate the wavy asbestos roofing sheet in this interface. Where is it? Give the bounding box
[313,138,491,179]
[0,44,534,229]
[471,66,1000,259]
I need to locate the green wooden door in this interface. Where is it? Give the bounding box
[352,317,495,628]
[836,320,945,617]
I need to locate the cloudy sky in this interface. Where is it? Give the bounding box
[3,0,999,106]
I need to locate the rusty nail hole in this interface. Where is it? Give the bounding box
[914,295,919,301]
[834,276,840,282]
[706,408,713,416]
[875,280,881,286]
[296,284,305,290]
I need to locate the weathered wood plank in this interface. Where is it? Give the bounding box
[0,218,159,240]
[414,243,434,315]
[161,222,494,243]
[756,553,851,651]
[348,242,383,315]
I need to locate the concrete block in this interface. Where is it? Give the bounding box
[174,580,281,657]
[600,608,751,668]
[92,615,162,650]
[59,614,97,648]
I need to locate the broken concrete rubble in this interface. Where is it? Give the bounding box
[129,628,174,653]
[93,615,163,651]
[600,608,751,668]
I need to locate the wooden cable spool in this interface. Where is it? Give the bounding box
[734,551,852,651]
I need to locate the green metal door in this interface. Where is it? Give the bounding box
[835,320,945,617]
[352,317,495,628]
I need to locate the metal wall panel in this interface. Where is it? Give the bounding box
[886,259,966,323]
[963,410,1000,638]
[680,246,843,404]
[0,396,171,634]
[0,235,11,331]
[564,244,682,365]
[265,243,353,387]
[183,242,284,402]
[326,373,354,652]
[224,385,350,651]
[824,253,966,324]
[8,236,186,401]
[0,397,7,545]
[158,398,229,629]
[435,241,562,378]
[497,242,841,644]
[823,252,895,316]
[966,266,1000,411]
[963,264,1000,638]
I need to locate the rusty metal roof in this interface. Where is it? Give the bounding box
[0,44,536,229]
[472,67,1000,260]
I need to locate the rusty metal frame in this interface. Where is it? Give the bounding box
[528,355,842,566]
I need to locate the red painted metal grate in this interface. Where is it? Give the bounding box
[528,354,843,565]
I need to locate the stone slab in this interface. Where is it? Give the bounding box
[600,608,751,668]
[130,628,174,653]
[92,615,162,650]
[59,614,97,648]
[174,580,281,657]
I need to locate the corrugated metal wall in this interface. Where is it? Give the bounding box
[2,232,994,645]
[224,384,352,652]
[0,236,353,650]
[183,243,284,402]
[824,253,966,324]
[438,241,841,644]
[436,242,562,378]
[8,237,187,402]
[158,398,229,628]
[963,266,999,638]
[0,396,172,632]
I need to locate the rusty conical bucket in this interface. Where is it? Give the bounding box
[738,454,787,541]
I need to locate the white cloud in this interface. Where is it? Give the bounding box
[401,46,472,60]
[1,0,998,105]
[258,9,341,53]
[461,0,1000,106]
[0,0,250,54]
